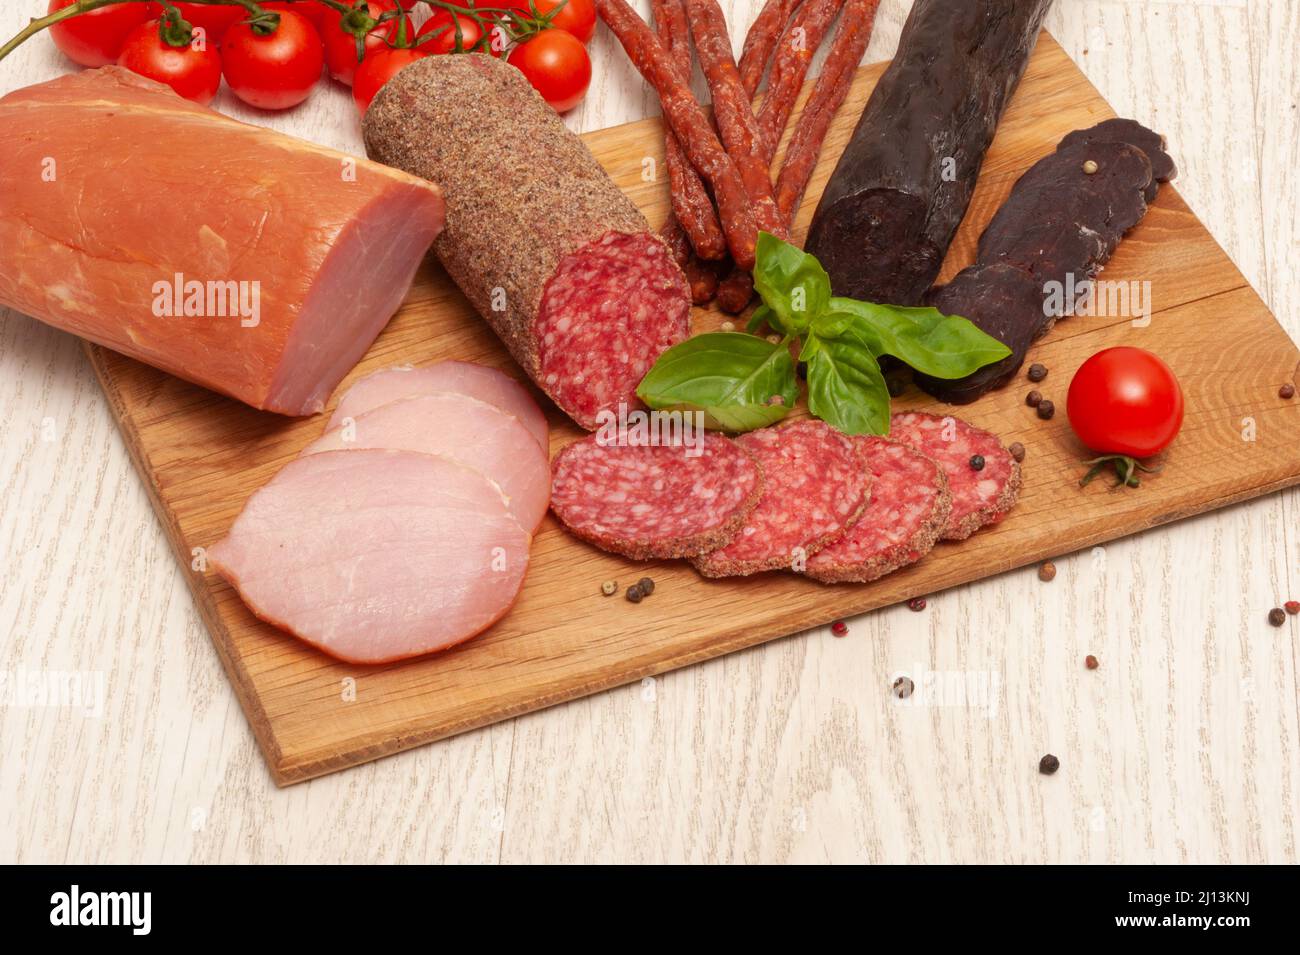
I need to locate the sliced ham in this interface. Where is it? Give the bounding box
[0,67,445,415]
[328,362,549,452]
[303,393,550,531]
[208,449,529,664]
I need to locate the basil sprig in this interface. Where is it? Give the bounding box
[637,234,1012,435]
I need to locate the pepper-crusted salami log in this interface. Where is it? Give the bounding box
[685,0,786,238]
[693,420,871,577]
[916,120,1172,403]
[596,0,763,269]
[363,55,690,430]
[887,412,1020,541]
[654,0,727,261]
[805,437,951,584]
[805,0,1053,306]
[550,432,764,560]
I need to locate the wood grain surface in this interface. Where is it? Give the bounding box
[2,0,1298,862]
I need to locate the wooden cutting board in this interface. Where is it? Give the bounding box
[86,33,1300,785]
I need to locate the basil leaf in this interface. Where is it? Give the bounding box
[826,298,1011,379]
[746,304,773,335]
[802,333,891,436]
[636,332,797,432]
[751,232,830,336]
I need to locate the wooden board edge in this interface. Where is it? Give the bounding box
[82,341,289,775]
[273,470,1300,786]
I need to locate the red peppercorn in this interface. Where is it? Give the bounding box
[831,619,849,637]
[907,597,927,612]
[1085,654,1099,670]
[1285,601,1300,616]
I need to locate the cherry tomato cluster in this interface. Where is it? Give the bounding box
[44,0,594,116]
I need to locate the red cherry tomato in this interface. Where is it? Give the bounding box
[167,3,246,46]
[321,0,411,86]
[222,10,324,110]
[116,20,223,105]
[1066,347,1185,458]
[47,0,151,68]
[507,28,590,113]
[352,46,428,113]
[262,2,329,34]
[415,9,505,56]
[520,0,596,43]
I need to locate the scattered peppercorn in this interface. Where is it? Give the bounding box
[797,361,808,380]
[893,676,915,699]
[600,580,617,596]
[1085,654,1099,670]
[1009,442,1026,463]
[637,576,655,596]
[831,619,848,637]
[766,334,781,345]
[1025,389,1042,407]
[1027,362,1047,382]
[1038,561,1057,582]
[1039,754,1061,775]
[625,584,644,603]
[719,320,735,332]
[1036,399,1056,420]
[907,596,927,612]
[1286,601,1300,615]
[1281,383,1296,400]
[1268,607,1286,627]
[969,454,986,471]
[1082,159,1099,175]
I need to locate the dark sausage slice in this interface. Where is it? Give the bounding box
[1058,117,1176,199]
[804,0,1054,306]
[363,54,690,431]
[916,131,1166,404]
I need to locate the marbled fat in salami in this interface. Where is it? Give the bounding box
[537,232,692,428]
[887,412,1020,541]
[693,420,871,577]
[550,431,763,560]
[805,437,951,584]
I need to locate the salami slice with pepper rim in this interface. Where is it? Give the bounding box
[692,419,871,578]
[805,437,951,584]
[550,430,764,560]
[887,411,1021,541]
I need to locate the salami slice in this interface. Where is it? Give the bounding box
[805,437,951,584]
[693,420,871,578]
[550,431,763,560]
[887,412,1020,541]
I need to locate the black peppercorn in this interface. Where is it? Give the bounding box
[637,576,655,596]
[1027,363,1047,382]
[1036,399,1055,420]
[969,454,985,471]
[1268,607,1287,627]
[1025,390,1042,407]
[1039,754,1060,775]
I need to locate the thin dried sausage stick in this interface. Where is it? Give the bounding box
[597,0,762,269]
[684,0,786,239]
[754,0,843,152]
[774,0,881,221]
[653,0,727,261]
[737,0,804,94]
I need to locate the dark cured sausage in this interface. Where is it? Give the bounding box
[916,121,1171,403]
[654,0,728,261]
[597,0,763,269]
[805,0,1053,306]
[363,54,690,430]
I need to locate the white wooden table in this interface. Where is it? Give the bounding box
[1,0,1296,864]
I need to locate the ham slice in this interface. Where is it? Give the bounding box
[208,449,529,664]
[0,67,445,415]
[329,362,549,451]
[303,393,550,530]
